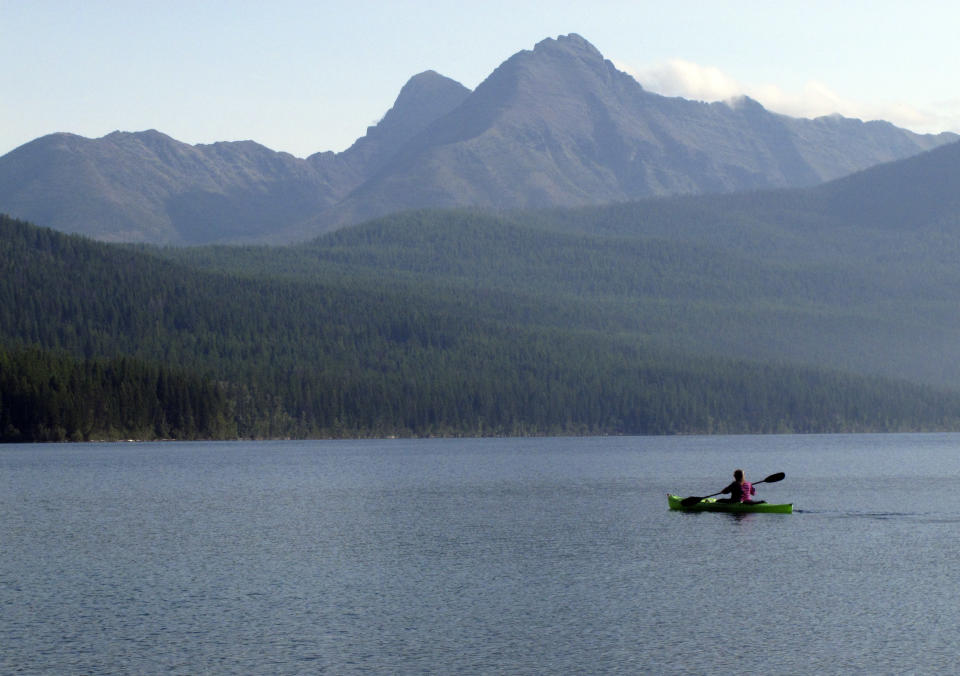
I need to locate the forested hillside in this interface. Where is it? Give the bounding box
[0,346,234,442]
[4,212,960,442]
[162,202,960,390]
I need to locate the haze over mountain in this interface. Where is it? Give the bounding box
[158,137,960,392]
[0,34,955,245]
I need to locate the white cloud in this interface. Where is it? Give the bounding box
[613,58,960,136]
[614,58,743,103]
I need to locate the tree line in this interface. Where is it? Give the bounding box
[0,345,234,442]
[4,211,960,442]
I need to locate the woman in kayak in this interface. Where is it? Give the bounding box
[717,469,765,504]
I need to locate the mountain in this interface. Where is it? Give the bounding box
[809,136,960,231]
[6,137,960,438]
[0,130,336,244]
[0,34,956,244]
[495,137,960,389]
[307,35,955,235]
[537,135,960,262]
[0,71,469,245]
[136,138,960,397]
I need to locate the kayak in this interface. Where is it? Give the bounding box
[668,494,793,514]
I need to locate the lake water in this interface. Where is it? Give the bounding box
[2,434,959,674]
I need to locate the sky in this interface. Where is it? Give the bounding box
[3,0,959,159]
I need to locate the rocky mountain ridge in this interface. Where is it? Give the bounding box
[0,34,955,244]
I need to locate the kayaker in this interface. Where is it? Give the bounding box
[717,469,765,504]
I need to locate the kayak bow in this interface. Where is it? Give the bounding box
[668,494,793,514]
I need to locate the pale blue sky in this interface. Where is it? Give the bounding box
[3,0,958,158]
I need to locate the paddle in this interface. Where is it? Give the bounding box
[680,472,785,507]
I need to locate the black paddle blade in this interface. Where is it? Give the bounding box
[680,495,707,507]
[761,472,786,484]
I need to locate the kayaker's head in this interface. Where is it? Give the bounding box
[733,468,744,482]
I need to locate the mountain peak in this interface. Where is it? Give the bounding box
[470,33,626,109]
[404,69,457,87]
[328,69,471,179]
[532,33,604,60]
[388,70,470,119]
[356,70,469,145]
[523,33,611,75]
[725,95,769,115]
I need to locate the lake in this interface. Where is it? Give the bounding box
[2,434,959,674]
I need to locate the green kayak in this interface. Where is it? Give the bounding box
[668,494,793,514]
